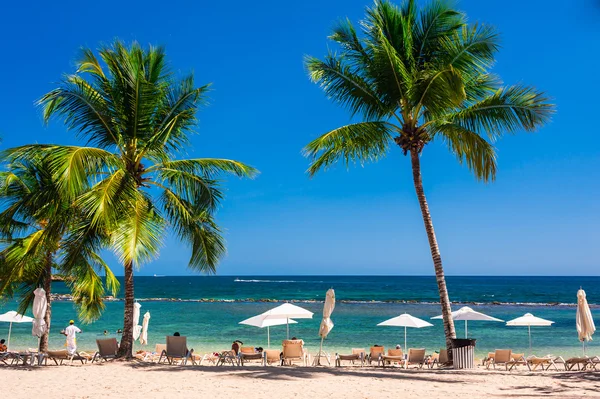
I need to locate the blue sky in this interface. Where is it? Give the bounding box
[1,0,599,276]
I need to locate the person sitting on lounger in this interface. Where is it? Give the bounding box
[231,340,243,355]
[0,339,6,352]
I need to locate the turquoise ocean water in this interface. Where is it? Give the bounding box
[1,276,599,358]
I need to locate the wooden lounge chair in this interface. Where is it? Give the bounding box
[216,350,240,366]
[562,356,593,371]
[486,349,518,371]
[92,338,118,363]
[381,348,404,368]
[44,349,87,365]
[282,339,308,366]
[158,336,195,365]
[335,348,365,367]
[239,347,263,365]
[510,353,527,370]
[368,346,385,366]
[264,349,281,366]
[525,355,560,371]
[429,349,450,368]
[404,348,426,369]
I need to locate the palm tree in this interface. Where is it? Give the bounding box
[5,40,257,358]
[304,0,554,352]
[0,157,119,352]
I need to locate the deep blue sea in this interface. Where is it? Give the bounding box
[1,276,598,358]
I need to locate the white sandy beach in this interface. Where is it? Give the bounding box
[2,361,600,398]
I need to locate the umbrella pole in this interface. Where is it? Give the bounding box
[317,336,324,366]
[7,322,12,351]
[268,326,270,349]
[465,320,468,338]
[404,326,407,352]
[286,317,289,340]
[528,325,531,352]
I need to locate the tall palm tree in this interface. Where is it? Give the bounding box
[0,157,119,352]
[304,0,554,352]
[5,40,257,358]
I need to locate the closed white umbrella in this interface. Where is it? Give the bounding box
[378,313,433,351]
[239,315,297,348]
[32,288,48,338]
[0,311,33,350]
[140,311,150,346]
[316,289,335,365]
[260,303,313,339]
[133,302,142,341]
[576,289,595,355]
[506,313,554,351]
[432,306,503,338]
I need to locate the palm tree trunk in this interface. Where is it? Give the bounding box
[410,150,456,356]
[117,261,134,358]
[38,251,53,353]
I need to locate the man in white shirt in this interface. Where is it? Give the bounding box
[63,320,82,355]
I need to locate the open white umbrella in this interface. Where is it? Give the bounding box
[378,313,433,351]
[576,289,595,355]
[0,311,33,350]
[239,315,297,348]
[432,306,503,338]
[140,311,150,346]
[32,288,48,339]
[260,303,313,339]
[506,313,554,351]
[133,302,142,341]
[316,289,335,365]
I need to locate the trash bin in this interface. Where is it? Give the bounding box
[451,338,476,369]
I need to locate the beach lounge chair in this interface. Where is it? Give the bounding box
[92,338,118,363]
[381,348,404,368]
[404,348,426,369]
[335,348,365,367]
[158,336,195,365]
[562,356,593,371]
[0,351,10,365]
[525,355,560,371]
[510,353,527,370]
[44,349,87,365]
[429,349,449,368]
[239,347,263,365]
[486,349,515,370]
[281,339,308,366]
[368,346,385,366]
[264,349,281,366]
[137,343,166,362]
[216,350,240,366]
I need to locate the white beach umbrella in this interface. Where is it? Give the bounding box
[140,311,151,346]
[316,289,336,365]
[133,302,142,341]
[239,315,297,348]
[0,311,33,350]
[506,313,554,351]
[378,313,433,351]
[32,288,48,338]
[576,289,595,355]
[261,303,313,339]
[432,306,503,338]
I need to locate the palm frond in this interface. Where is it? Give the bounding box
[434,123,497,181]
[303,121,395,176]
[448,85,555,140]
[306,54,385,120]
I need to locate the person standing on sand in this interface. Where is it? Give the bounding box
[62,320,81,355]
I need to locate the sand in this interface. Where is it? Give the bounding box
[2,361,600,398]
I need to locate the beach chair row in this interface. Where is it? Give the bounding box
[483,349,600,371]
